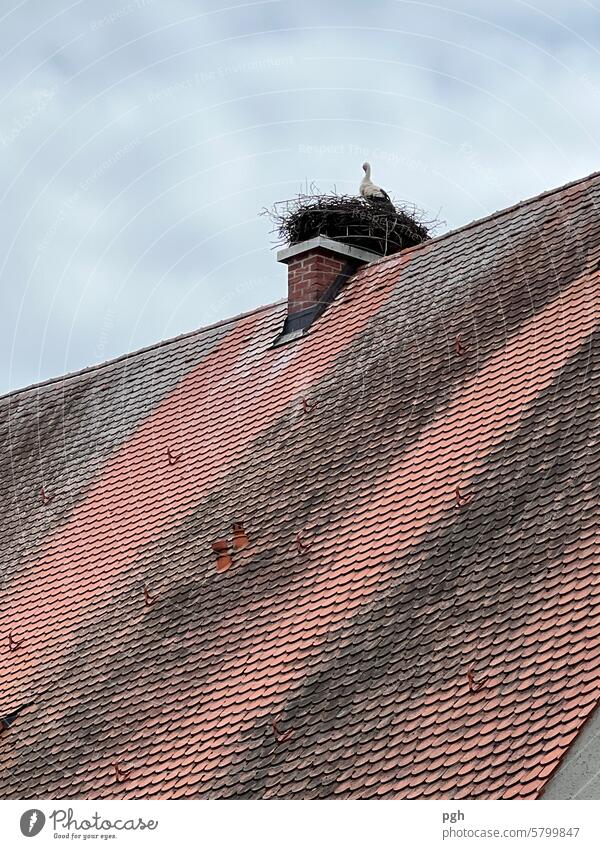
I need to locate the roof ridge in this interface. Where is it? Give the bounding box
[371,168,600,269]
[0,299,285,402]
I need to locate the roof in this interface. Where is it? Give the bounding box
[1,171,599,800]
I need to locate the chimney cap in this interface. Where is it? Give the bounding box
[276,236,382,266]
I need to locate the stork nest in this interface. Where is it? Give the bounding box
[263,191,431,256]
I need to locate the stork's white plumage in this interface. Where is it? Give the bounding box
[359,162,394,210]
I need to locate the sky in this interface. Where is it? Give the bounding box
[1,0,600,393]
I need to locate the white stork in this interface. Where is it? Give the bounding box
[359,162,395,210]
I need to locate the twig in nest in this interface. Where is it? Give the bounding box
[261,191,436,257]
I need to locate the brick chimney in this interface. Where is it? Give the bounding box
[276,236,380,344]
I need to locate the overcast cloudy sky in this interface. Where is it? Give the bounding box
[1,0,599,393]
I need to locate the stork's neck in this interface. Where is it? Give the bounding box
[364,164,372,180]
